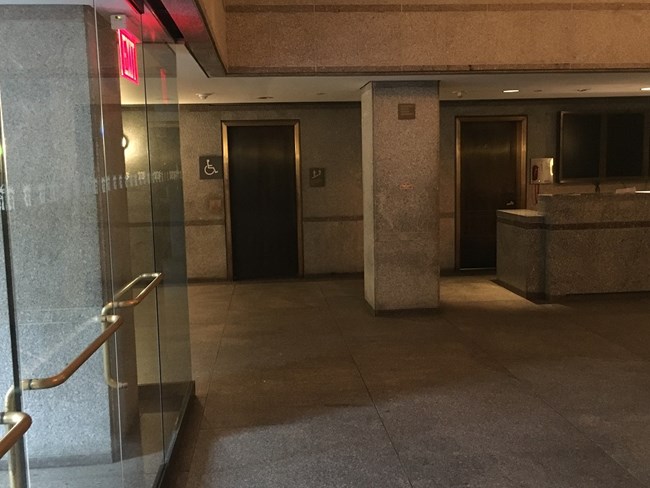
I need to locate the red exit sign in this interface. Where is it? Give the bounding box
[118,29,139,84]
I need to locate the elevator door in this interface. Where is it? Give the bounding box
[227,125,300,280]
[457,118,525,269]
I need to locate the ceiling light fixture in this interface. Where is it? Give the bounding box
[196,92,213,100]
[503,89,519,94]
[641,87,650,91]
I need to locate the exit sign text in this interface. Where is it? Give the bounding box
[118,30,139,85]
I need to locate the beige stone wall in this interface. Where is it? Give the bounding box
[223,3,650,74]
[539,193,650,297]
[179,103,362,280]
[179,98,650,279]
[439,97,650,271]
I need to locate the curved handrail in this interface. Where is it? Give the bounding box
[0,412,31,460]
[100,272,163,389]
[21,314,123,391]
[101,272,162,316]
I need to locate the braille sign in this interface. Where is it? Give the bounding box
[309,168,325,187]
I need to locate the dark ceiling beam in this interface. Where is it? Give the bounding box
[152,0,226,77]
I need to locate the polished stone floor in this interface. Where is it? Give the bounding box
[165,276,650,488]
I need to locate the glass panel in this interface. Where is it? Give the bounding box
[0,3,189,486]
[0,2,184,487]
[605,113,644,178]
[106,6,165,488]
[141,31,192,457]
[560,113,601,180]
[0,4,130,487]
[0,116,25,488]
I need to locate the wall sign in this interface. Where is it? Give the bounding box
[398,103,416,120]
[309,168,325,187]
[118,29,139,85]
[199,156,223,180]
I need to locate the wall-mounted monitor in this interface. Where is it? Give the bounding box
[558,111,646,182]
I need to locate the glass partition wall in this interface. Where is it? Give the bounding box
[0,2,192,487]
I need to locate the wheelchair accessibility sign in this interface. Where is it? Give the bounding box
[199,155,223,180]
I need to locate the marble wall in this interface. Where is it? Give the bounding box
[179,103,362,280]
[440,97,650,271]
[178,97,650,282]
[498,195,650,299]
[496,210,546,298]
[539,193,650,297]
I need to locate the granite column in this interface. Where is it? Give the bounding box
[361,81,440,311]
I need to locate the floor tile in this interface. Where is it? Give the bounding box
[440,277,527,303]
[318,279,365,297]
[573,312,650,361]
[174,276,650,488]
[186,407,410,488]
[228,281,328,310]
[376,379,646,488]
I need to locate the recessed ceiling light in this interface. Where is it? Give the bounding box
[641,87,650,91]
[503,89,519,94]
[196,92,213,100]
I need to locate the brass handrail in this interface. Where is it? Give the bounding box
[0,412,31,460]
[3,314,123,488]
[101,272,163,389]
[21,314,123,391]
[101,272,162,316]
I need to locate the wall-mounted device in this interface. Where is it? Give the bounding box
[530,158,554,184]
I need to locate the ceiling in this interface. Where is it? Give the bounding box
[172,45,650,105]
[3,0,649,104]
[6,1,648,104]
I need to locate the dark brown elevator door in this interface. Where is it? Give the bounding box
[228,125,299,280]
[459,121,519,269]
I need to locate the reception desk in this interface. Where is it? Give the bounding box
[497,193,650,300]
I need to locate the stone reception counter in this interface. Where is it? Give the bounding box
[496,193,650,300]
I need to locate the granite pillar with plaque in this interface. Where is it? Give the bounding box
[361,81,440,311]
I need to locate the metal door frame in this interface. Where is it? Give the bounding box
[221,120,304,280]
[454,115,527,270]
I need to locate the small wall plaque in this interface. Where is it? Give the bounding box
[309,167,325,187]
[199,155,223,180]
[398,103,416,120]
